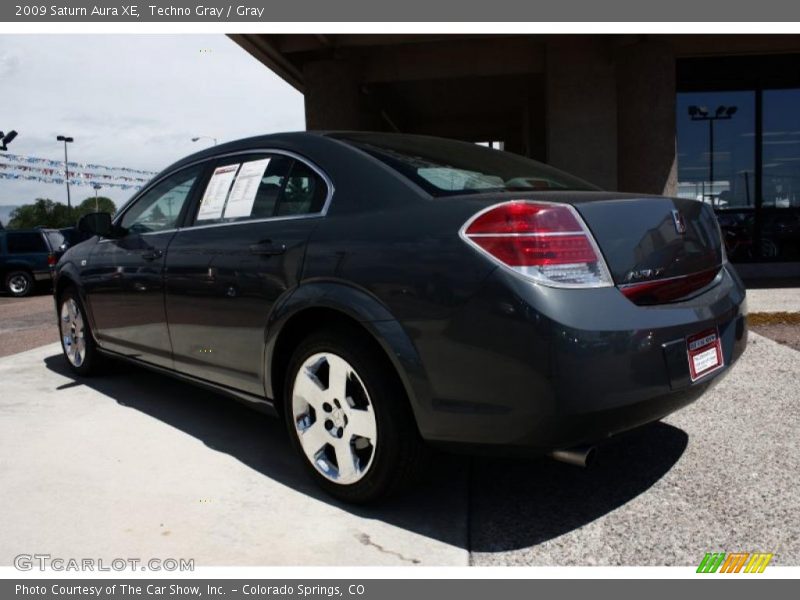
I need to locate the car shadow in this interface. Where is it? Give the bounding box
[43,353,687,554]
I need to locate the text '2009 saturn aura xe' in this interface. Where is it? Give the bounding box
[54,132,747,503]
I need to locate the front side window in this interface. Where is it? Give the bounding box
[331,132,597,196]
[121,165,202,233]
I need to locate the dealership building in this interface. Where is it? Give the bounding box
[232,34,800,271]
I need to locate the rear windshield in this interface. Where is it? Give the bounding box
[331,132,598,197]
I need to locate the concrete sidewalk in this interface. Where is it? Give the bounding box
[0,343,468,566]
[745,287,800,313]
[1,333,798,566]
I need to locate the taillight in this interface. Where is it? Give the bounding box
[47,254,57,267]
[461,200,613,288]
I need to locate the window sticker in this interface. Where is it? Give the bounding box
[197,164,240,221]
[223,158,272,219]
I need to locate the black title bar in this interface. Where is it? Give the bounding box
[5,0,800,22]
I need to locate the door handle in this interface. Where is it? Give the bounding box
[141,249,163,261]
[249,240,286,256]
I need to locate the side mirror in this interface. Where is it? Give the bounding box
[77,212,113,237]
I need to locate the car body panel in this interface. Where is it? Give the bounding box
[84,231,177,368]
[165,217,319,395]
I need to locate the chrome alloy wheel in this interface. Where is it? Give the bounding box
[7,274,30,295]
[60,298,86,367]
[291,352,377,485]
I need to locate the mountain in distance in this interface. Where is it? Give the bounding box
[0,204,19,226]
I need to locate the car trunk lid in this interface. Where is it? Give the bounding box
[573,195,724,304]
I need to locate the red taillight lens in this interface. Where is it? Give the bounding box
[472,235,598,266]
[465,202,582,235]
[462,201,613,288]
[47,254,57,267]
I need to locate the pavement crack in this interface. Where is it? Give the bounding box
[354,533,421,564]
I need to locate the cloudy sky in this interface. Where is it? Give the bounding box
[0,35,304,210]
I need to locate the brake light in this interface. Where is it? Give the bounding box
[461,201,613,288]
[47,254,57,267]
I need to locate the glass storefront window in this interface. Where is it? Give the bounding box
[677,88,800,262]
[761,89,800,260]
[676,91,756,209]
[762,89,800,210]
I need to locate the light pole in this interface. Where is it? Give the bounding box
[56,135,74,215]
[92,183,102,212]
[191,135,218,146]
[688,105,737,205]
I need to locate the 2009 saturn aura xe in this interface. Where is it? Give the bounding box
[54,132,747,502]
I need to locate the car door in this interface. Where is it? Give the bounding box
[165,152,331,395]
[85,163,205,368]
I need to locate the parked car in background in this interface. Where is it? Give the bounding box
[53,132,748,503]
[1,228,67,297]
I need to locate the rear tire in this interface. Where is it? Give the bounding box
[5,270,34,297]
[58,287,102,376]
[283,327,426,503]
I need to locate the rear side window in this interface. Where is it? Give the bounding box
[193,154,328,225]
[6,232,47,253]
[45,231,65,250]
[276,161,328,217]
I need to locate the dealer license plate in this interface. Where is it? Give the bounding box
[686,328,724,382]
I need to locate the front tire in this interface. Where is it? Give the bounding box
[284,327,426,503]
[5,270,34,297]
[58,288,102,376]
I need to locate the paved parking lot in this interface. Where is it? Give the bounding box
[0,294,58,358]
[0,296,798,566]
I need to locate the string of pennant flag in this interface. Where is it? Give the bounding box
[0,152,157,190]
[0,171,146,190]
[0,159,153,184]
[1,152,158,176]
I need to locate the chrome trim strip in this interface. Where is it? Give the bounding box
[187,211,326,231]
[617,266,723,290]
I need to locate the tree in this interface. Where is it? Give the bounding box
[7,198,74,229]
[76,196,117,217]
[5,196,117,230]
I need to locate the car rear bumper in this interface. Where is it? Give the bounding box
[410,263,747,453]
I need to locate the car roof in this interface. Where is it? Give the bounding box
[159,130,330,176]
[154,130,451,181]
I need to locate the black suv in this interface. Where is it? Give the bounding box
[1,228,66,296]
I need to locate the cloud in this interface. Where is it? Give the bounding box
[0,51,20,78]
[1,34,305,207]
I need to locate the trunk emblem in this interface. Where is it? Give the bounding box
[672,209,687,234]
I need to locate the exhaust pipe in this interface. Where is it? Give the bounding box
[549,445,597,468]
